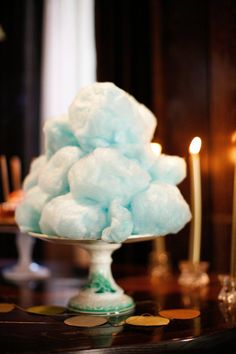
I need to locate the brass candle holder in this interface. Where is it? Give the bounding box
[218,274,236,305]
[178,260,209,288]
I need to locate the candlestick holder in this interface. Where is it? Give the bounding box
[218,274,236,305]
[148,249,171,278]
[178,260,209,287]
[218,300,236,324]
[2,232,50,282]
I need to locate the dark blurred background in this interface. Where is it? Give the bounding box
[0,0,235,274]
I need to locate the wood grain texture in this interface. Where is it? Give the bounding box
[0,269,236,353]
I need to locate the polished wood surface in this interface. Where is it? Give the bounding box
[0,261,236,353]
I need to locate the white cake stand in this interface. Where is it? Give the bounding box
[29,232,156,316]
[2,232,50,281]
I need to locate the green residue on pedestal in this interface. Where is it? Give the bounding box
[83,272,116,293]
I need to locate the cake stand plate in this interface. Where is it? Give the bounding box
[29,232,156,316]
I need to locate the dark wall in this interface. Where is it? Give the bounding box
[96,0,236,272]
[0,0,43,258]
[0,0,43,182]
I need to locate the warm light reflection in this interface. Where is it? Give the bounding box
[232,131,236,143]
[151,143,162,156]
[231,130,236,278]
[231,149,236,163]
[189,137,202,154]
[231,132,236,164]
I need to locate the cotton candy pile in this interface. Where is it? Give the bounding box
[15,82,191,243]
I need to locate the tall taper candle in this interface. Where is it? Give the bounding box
[189,137,202,264]
[230,132,236,278]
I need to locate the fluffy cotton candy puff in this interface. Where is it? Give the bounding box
[69,82,157,152]
[15,186,51,233]
[44,115,79,158]
[69,147,151,207]
[39,193,107,239]
[101,200,133,243]
[23,155,47,192]
[130,182,192,235]
[38,146,83,197]
[149,154,187,185]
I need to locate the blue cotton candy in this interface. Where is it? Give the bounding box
[130,182,191,236]
[15,186,51,233]
[38,146,83,197]
[39,193,107,239]
[44,115,79,158]
[16,82,192,243]
[69,82,157,152]
[149,154,187,185]
[101,200,133,243]
[23,155,47,192]
[69,147,151,207]
[119,143,157,170]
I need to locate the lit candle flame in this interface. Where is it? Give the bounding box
[189,137,202,154]
[151,143,162,156]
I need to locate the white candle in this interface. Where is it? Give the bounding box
[151,143,166,254]
[230,132,236,277]
[188,137,202,264]
[151,142,162,156]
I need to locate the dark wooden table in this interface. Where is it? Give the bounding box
[0,220,18,234]
[0,260,236,353]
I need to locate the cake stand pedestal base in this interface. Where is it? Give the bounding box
[68,241,135,316]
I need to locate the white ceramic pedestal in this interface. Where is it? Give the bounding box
[68,241,135,315]
[29,233,155,316]
[2,232,50,282]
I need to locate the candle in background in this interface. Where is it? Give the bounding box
[151,142,166,254]
[0,155,10,202]
[188,137,202,264]
[151,142,162,156]
[230,132,236,278]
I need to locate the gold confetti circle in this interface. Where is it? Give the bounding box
[125,315,170,326]
[26,305,66,315]
[64,315,108,328]
[0,303,15,313]
[159,308,200,320]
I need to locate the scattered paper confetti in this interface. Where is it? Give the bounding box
[0,303,15,313]
[64,315,107,327]
[159,308,200,320]
[26,305,66,315]
[125,315,170,326]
